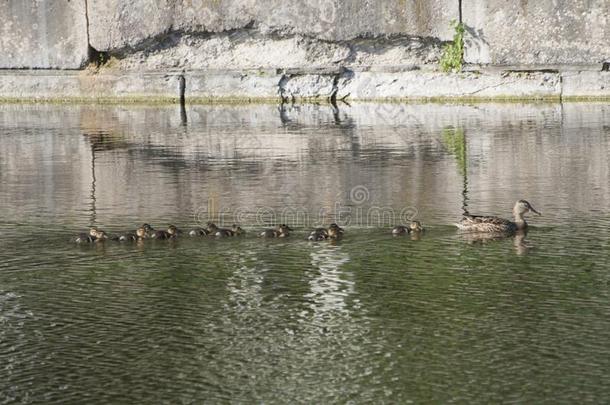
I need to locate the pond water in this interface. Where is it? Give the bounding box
[1,102,609,403]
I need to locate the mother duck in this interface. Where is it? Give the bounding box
[456,200,541,233]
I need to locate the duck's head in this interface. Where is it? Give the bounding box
[141,223,153,232]
[329,223,343,231]
[514,200,541,216]
[89,227,98,237]
[409,220,424,232]
[136,227,147,238]
[167,225,178,235]
[206,222,218,232]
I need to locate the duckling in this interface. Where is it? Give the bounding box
[327,223,344,239]
[391,225,409,236]
[232,225,245,236]
[188,227,210,237]
[409,220,424,233]
[74,227,99,243]
[456,200,541,233]
[392,221,425,236]
[214,224,245,237]
[308,227,329,241]
[167,224,182,237]
[276,224,293,238]
[141,223,155,238]
[152,225,180,240]
[117,226,147,241]
[260,224,293,238]
[94,230,109,242]
[206,222,219,234]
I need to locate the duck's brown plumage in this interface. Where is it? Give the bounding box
[456,200,540,233]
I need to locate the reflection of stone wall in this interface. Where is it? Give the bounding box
[1,103,609,228]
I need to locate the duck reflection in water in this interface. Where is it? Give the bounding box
[460,229,531,255]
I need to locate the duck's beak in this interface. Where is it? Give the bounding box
[530,206,541,216]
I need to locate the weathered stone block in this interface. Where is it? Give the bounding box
[338,70,561,100]
[463,0,610,65]
[0,0,89,69]
[87,0,176,52]
[260,0,456,41]
[562,71,610,98]
[87,0,457,52]
[187,70,280,99]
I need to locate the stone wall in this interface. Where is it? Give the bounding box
[0,0,89,69]
[1,0,607,70]
[0,0,608,100]
[86,0,456,52]
[463,0,609,65]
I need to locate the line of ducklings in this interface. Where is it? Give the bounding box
[75,222,243,243]
[74,220,424,244]
[75,199,540,244]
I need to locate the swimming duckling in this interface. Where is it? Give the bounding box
[308,227,329,241]
[232,225,245,236]
[168,224,181,237]
[94,230,109,241]
[117,226,147,241]
[152,225,180,240]
[188,227,210,237]
[307,224,343,241]
[206,222,219,234]
[327,223,344,239]
[392,221,425,236]
[215,224,245,237]
[260,224,293,238]
[409,220,424,232]
[141,223,155,238]
[456,200,541,233]
[391,226,408,236]
[75,227,99,243]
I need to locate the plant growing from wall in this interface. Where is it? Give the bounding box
[439,20,465,73]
